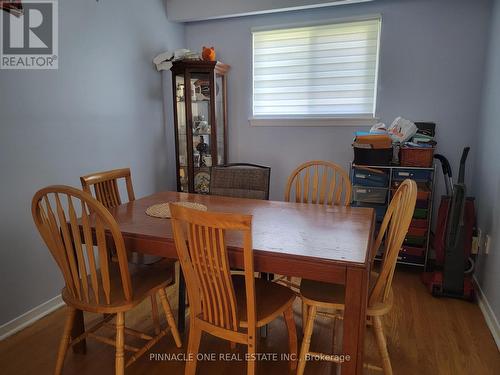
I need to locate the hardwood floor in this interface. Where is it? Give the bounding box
[0,269,498,374]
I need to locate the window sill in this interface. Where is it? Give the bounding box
[249,117,379,127]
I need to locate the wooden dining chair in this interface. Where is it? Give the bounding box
[277,161,352,318]
[80,168,145,262]
[169,204,298,375]
[297,179,417,375]
[210,163,271,200]
[80,168,135,209]
[32,186,182,375]
[80,168,169,332]
[210,163,272,281]
[284,160,352,207]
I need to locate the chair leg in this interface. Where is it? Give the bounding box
[372,316,393,375]
[283,306,298,371]
[185,321,202,375]
[247,330,257,375]
[332,310,339,352]
[297,305,316,375]
[301,301,308,335]
[54,307,77,375]
[158,288,182,348]
[115,312,125,375]
[151,295,161,335]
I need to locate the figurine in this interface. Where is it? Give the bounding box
[196,136,209,166]
[176,83,184,101]
[202,46,216,61]
[194,79,210,100]
[194,116,210,135]
[199,121,209,134]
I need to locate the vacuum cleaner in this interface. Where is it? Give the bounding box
[422,147,476,300]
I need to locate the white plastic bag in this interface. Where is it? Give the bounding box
[388,117,418,143]
[370,122,387,133]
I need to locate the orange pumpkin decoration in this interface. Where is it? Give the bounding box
[202,46,216,61]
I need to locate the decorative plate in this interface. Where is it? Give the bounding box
[145,201,207,219]
[194,171,210,193]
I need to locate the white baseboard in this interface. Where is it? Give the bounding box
[474,276,500,350]
[0,294,64,341]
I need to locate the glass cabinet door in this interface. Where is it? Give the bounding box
[190,72,212,194]
[215,74,226,166]
[175,74,189,192]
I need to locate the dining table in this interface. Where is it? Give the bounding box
[73,191,375,375]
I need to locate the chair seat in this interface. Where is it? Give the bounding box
[62,259,175,314]
[300,271,393,316]
[232,275,296,327]
[127,253,165,265]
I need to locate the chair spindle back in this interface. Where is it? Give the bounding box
[32,185,132,306]
[80,168,135,209]
[170,204,255,332]
[285,161,352,206]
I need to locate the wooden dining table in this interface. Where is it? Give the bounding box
[73,191,375,375]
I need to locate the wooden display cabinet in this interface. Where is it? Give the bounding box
[171,60,229,193]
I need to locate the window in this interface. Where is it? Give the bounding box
[251,17,381,125]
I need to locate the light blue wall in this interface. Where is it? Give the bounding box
[475,0,500,332]
[0,0,184,325]
[185,0,491,201]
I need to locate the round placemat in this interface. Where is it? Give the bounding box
[145,201,208,219]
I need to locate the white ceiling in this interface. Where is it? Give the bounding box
[166,0,375,23]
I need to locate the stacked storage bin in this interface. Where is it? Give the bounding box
[392,169,433,265]
[351,164,435,268]
[351,167,389,255]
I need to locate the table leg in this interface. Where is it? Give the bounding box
[260,272,271,338]
[341,267,369,375]
[178,271,186,333]
[71,309,86,354]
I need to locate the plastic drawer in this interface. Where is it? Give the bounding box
[393,194,430,209]
[400,246,425,257]
[404,235,426,247]
[416,185,432,201]
[407,226,427,237]
[392,169,432,182]
[393,182,431,201]
[411,218,428,228]
[352,186,388,204]
[416,200,429,209]
[352,167,388,188]
[413,208,428,219]
[352,202,387,222]
[398,253,425,264]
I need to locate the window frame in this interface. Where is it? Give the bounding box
[250,15,382,127]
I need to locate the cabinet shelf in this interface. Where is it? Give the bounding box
[177,99,210,103]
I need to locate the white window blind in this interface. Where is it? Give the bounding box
[252,17,381,119]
